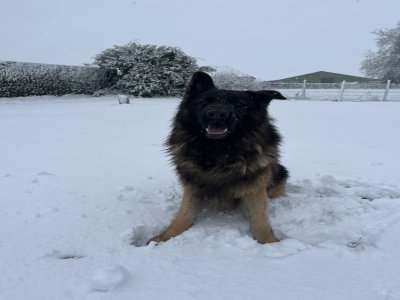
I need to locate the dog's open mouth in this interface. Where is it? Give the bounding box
[205,126,228,138]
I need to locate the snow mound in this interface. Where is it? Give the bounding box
[88,265,131,293]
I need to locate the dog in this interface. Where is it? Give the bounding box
[149,71,288,244]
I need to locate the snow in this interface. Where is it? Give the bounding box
[1,95,400,300]
[88,265,131,292]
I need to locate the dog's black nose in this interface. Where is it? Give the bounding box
[205,107,231,120]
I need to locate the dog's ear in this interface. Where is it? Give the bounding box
[185,72,215,99]
[248,90,287,105]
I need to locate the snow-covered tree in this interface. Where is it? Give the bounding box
[361,22,400,83]
[94,42,201,97]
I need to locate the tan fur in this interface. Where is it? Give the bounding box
[234,167,279,243]
[149,165,281,244]
[149,185,202,243]
[267,176,287,199]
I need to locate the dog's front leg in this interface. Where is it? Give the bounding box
[241,187,278,244]
[148,184,202,244]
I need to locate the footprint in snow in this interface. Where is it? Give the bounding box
[37,171,55,176]
[58,254,85,260]
[46,250,85,260]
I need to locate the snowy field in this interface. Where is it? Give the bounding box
[1,95,400,300]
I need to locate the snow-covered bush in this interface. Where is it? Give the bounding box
[94,42,200,97]
[0,61,116,97]
[212,71,257,90]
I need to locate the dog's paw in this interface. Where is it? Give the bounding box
[253,229,280,244]
[146,233,169,245]
[146,236,161,245]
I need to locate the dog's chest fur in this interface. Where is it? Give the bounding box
[169,129,277,192]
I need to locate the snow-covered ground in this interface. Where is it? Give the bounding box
[1,95,400,300]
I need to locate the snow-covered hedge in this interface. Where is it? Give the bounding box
[0,61,116,97]
[94,42,200,97]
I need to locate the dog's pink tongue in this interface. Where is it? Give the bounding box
[206,126,227,135]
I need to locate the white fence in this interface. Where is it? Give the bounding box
[261,80,400,102]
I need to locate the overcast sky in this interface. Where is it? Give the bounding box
[1,0,399,80]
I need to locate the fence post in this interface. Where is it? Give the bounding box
[301,80,307,99]
[338,81,346,102]
[383,80,391,101]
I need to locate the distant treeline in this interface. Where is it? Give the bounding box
[0,61,116,97]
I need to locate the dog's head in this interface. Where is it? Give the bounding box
[181,71,286,140]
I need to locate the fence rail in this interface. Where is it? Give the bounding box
[258,81,400,90]
[216,79,400,102]
[214,74,400,101]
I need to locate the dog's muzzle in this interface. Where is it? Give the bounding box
[200,105,237,139]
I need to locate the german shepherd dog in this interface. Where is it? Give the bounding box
[149,72,288,244]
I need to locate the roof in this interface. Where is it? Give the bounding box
[269,71,378,83]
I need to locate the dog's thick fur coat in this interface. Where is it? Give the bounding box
[150,72,288,244]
